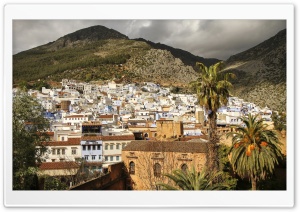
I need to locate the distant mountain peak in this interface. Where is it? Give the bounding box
[60,25,129,42]
[227,28,286,63]
[38,25,129,50]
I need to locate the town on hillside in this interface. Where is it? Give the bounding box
[13,78,282,190]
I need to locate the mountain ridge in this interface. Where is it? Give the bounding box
[224,28,286,112]
[13,25,286,111]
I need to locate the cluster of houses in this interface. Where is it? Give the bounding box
[13,79,273,189]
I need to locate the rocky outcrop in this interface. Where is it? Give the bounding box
[126,49,198,86]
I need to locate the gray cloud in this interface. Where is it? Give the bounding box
[13,20,286,60]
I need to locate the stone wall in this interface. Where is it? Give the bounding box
[70,162,128,190]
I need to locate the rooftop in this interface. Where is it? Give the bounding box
[39,161,80,170]
[122,140,208,153]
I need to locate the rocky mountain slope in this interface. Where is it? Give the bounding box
[134,38,220,68]
[13,25,213,86]
[224,29,286,112]
[13,25,286,112]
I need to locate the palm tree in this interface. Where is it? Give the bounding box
[190,61,235,171]
[227,114,283,190]
[156,167,231,190]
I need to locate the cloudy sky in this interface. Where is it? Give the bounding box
[13,20,286,60]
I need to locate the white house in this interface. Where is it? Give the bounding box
[41,138,82,162]
[102,135,135,166]
[62,114,89,126]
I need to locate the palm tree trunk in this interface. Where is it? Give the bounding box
[251,174,257,190]
[207,111,219,171]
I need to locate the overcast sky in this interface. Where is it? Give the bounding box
[13,20,286,60]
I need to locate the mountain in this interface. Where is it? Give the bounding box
[13,25,218,86]
[13,25,286,111]
[224,29,286,112]
[133,38,220,68]
[34,25,129,51]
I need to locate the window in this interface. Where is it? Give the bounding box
[61,137,65,141]
[97,145,101,150]
[154,163,162,177]
[181,164,188,173]
[129,161,135,175]
[105,156,108,161]
[99,155,102,160]
[84,155,89,160]
[116,144,120,150]
[116,156,120,161]
[93,145,96,150]
[110,144,114,150]
[83,146,86,151]
[52,149,56,155]
[62,149,65,155]
[181,154,187,159]
[57,149,60,155]
[110,156,113,161]
[92,155,96,160]
[71,149,77,155]
[105,145,108,150]
[87,146,91,150]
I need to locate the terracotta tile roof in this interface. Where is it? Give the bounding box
[122,141,208,153]
[42,138,81,146]
[99,115,114,118]
[81,135,135,141]
[39,162,80,170]
[68,138,81,143]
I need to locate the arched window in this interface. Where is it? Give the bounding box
[154,163,162,177]
[129,161,135,175]
[181,164,188,173]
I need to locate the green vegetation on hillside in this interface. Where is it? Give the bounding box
[13,39,149,84]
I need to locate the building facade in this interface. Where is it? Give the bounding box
[122,140,208,190]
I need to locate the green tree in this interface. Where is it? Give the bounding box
[13,91,50,190]
[218,144,238,189]
[42,175,68,190]
[156,167,231,190]
[227,114,283,190]
[271,112,286,131]
[189,61,235,171]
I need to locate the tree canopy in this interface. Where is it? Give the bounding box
[189,61,235,171]
[13,91,50,190]
[156,167,232,190]
[227,114,283,190]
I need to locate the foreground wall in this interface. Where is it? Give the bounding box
[70,162,128,190]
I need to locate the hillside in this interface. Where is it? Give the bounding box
[224,29,286,112]
[133,38,220,69]
[13,25,286,112]
[13,25,217,86]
